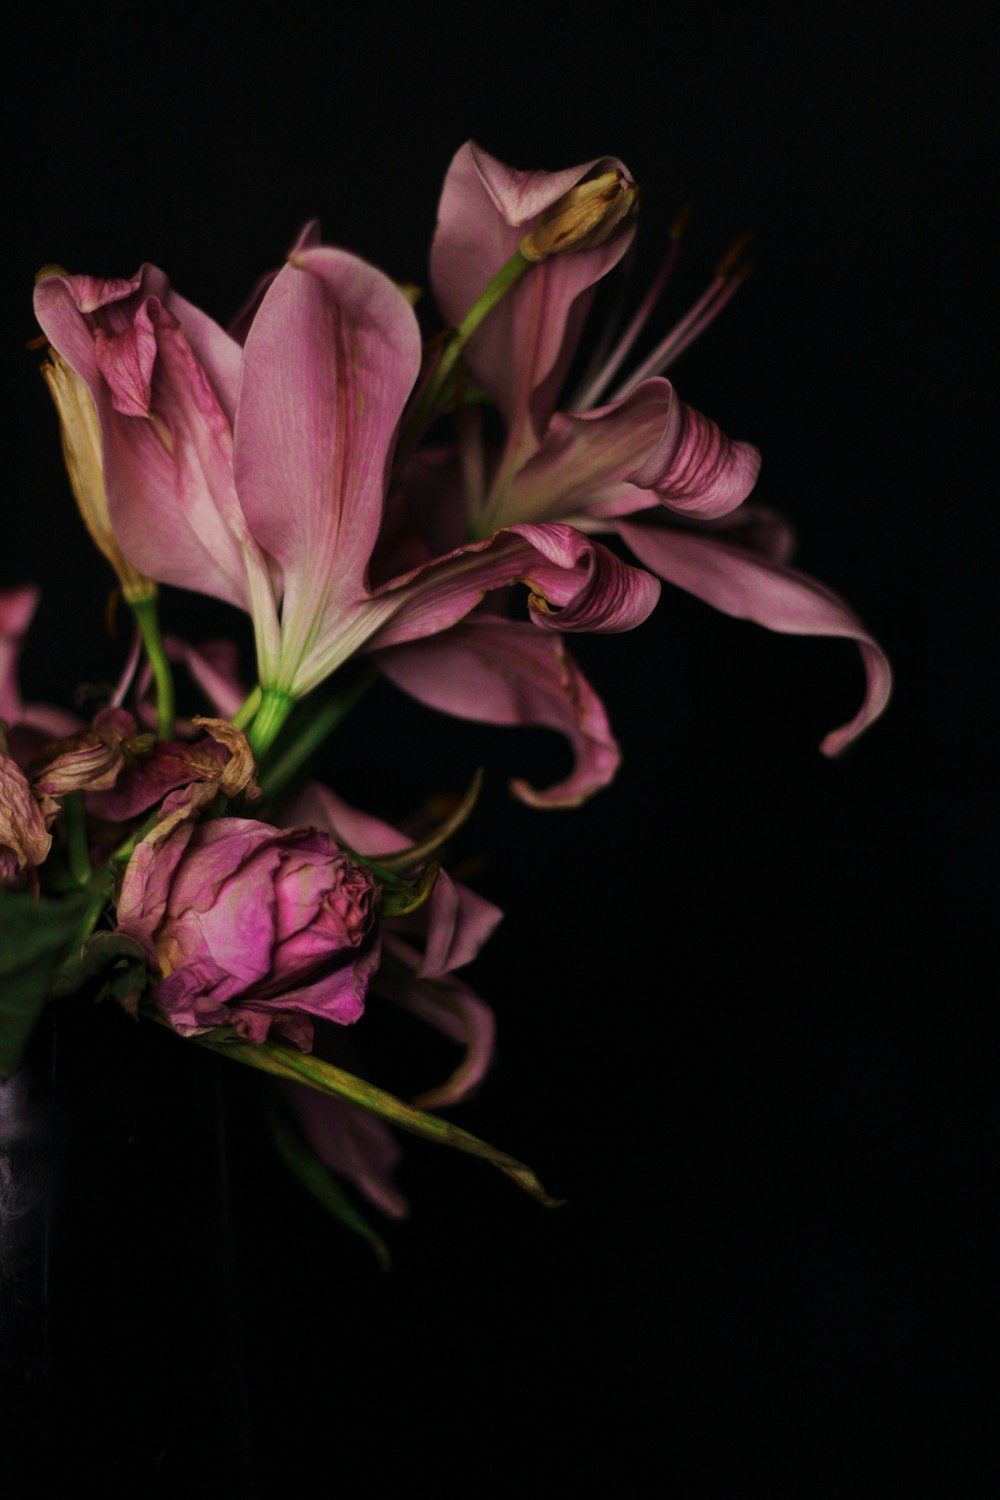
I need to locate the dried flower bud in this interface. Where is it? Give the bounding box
[41,350,154,603]
[0,752,52,888]
[519,170,639,263]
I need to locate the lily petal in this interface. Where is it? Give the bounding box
[34,271,278,657]
[617,515,892,754]
[234,246,422,689]
[497,377,760,527]
[375,619,621,807]
[431,141,636,462]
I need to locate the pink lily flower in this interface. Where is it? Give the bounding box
[34,242,658,706]
[423,143,891,754]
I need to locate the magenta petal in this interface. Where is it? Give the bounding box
[234,246,422,686]
[376,619,621,807]
[430,141,636,451]
[290,1086,408,1219]
[377,955,496,1111]
[617,517,892,754]
[416,871,504,979]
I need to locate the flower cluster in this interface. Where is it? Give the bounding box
[0,142,890,1249]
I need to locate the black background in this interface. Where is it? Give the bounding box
[2,4,993,1494]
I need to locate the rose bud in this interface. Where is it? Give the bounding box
[116,813,380,1048]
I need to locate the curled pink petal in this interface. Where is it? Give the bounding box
[375,619,621,807]
[377,953,496,1111]
[508,523,661,633]
[617,517,892,754]
[498,377,759,527]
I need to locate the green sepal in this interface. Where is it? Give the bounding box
[379,859,440,917]
[267,1094,391,1271]
[0,888,90,1078]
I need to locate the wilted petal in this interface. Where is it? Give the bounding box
[34,271,278,669]
[415,872,504,978]
[376,619,621,807]
[0,753,52,884]
[431,141,636,459]
[377,955,496,1111]
[617,516,892,754]
[87,736,228,822]
[289,1086,408,1219]
[234,246,422,690]
[496,377,759,527]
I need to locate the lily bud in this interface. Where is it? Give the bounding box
[519,170,639,263]
[41,349,154,603]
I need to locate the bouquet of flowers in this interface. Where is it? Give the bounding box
[0,142,890,1259]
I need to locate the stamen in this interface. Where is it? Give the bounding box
[609,231,751,401]
[571,205,693,412]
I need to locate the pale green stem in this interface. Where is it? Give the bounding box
[247,688,296,761]
[231,685,262,731]
[64,792,91,886]
[397,248,532,459]
[260,670,375,801]
[66,880,111,957]
[130,594,175,740]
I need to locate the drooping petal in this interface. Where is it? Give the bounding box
[414,872,504,978]
[617,516,892,754]
[495,377,760,528]
[430,141,636,460]
[289,1085,408,1219]
[234,246,422,690]
[377,954,496,1111]
[375,619,621,807]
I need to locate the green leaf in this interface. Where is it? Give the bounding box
[177,1021,563,1208]
[267,1095,391,1271]
[0,889,90,1078]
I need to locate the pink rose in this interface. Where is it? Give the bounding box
[117,812,379,1049]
